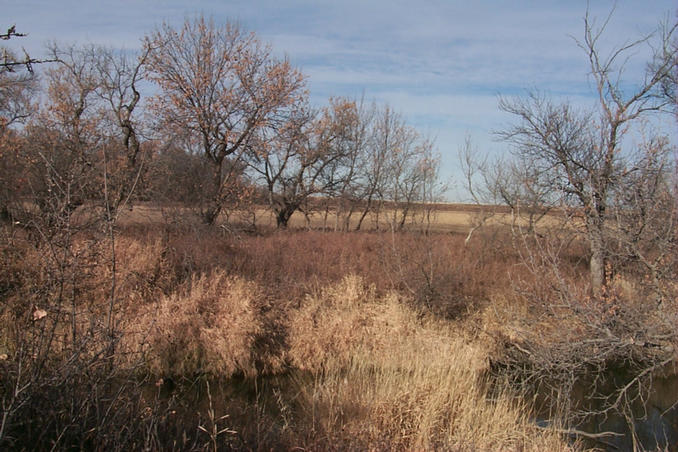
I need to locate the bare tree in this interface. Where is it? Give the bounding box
[458,135,502,244]
[497,9,677,297]
[21,44,102,229]
[393,137,439,230]
[410,141,446,233]
[373,107,438,231]
[90,45,150,209]
[145,16,305,225]
[345,104,443,232]
[0,38,39,220]
[248,99,357,228]
[0,50,36,130]
[354,104,390,231]
[486,8,678,441]
[322,97,373,231]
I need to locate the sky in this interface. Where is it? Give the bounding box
[3,0,677,199]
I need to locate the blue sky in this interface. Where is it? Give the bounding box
[4,0,677,199]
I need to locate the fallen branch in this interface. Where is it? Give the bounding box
[539,425,623,439]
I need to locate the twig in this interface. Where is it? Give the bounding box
[539,425,623,439]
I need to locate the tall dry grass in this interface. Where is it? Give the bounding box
[285,275,574,450]
[1,222,585,450]
[134,271,265,377]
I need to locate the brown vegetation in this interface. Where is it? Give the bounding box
[0,218,582,450]
[1,5,676,451]
[5,202,677,450]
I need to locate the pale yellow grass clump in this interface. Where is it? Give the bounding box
[113,237,173,305]
[287,275,574,450]
[135,270,263,377]
[287,274,412,370]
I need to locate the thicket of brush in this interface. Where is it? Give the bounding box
[2,208,677,451]
[1,217,592,451]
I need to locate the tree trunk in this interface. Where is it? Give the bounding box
[201,206,220,225]
[276,205,295,228]
[202,161,224,225]
[398,205,410,230]
[589,225,606,298]
[355,196,373,231]
[343,205,355,231]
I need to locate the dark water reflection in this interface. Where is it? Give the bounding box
[537,362,678,451]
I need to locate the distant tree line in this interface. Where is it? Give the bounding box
[0,18,445,231]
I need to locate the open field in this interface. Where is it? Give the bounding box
[116,204,476,233]
[116,201,568,234]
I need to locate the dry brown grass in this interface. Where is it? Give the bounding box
[0,219,589,450]
[288,274,419,371]
[132,270,267,377]
[117,201,572,236]
[286,275,574,450]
